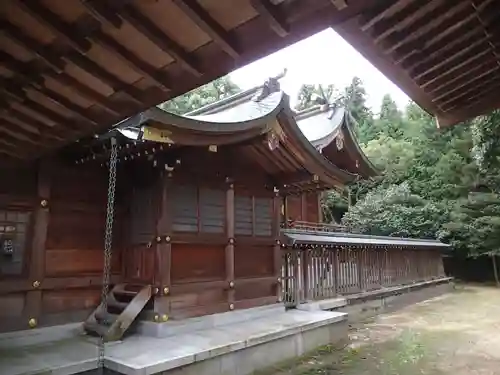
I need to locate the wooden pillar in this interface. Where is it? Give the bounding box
[317,192,323,223]
[226,181,235,309]
[357,247,364,292]
[25,159,52,329]
[300,193,307,222]
[154,173,172,318]
[273,191,282,302]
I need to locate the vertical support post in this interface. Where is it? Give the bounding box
[357,247,364,292]
[300,193,307,222]
[302,247,310,301]
[317,192,323,223]
[272,191,282,302]
[226,180,235,309]
[154,172,172,318]
[25,159,52,329]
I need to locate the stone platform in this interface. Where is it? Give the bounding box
[0,307,347,375]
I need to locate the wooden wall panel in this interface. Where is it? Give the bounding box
[235,283,274,301]
[169,288,227,310]
[123,244,155,283]
[46,210,105,250]
[305,193,320,223]
[45,249,105,276]
[171,244,225,283]
[234,245,274,278]
[0,294,25,317]
[41,288,101,314]
[286,195,302,221]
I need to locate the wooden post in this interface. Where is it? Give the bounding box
[226,181,235,309]
[273,191,282,302]
[25,159,52,329]
[154,172,172,317]
[300,193,307,222]
[357,247,364,292]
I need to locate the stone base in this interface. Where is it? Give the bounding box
[137,303,286,337]
[106,309,347,375]
[296,277,453,322]
[0,307,347,375]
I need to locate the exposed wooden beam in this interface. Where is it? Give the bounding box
[44,71,121,116]
[0,20,65,73]
[0,51,120,117]
[415,43,491,85]
[80,0,123,29]
[394,0,496,65]
[15,0,92,54]
[63,51,144,104]
[173,0,240,59]
[440,76,500,111]
[0,126,42,146]
[431,62,499,101]
[91,30,172,91]
[10,2,154,103]
[383,0,470,54]
[251,0,289,37]
[115,4,202,76]
[3,107,65,141]
[371,0,435,44]
[358,0,405,31]
[411,34,490,80]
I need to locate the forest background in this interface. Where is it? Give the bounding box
[159,75,500,276]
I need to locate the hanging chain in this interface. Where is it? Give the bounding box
[99,137,118,372]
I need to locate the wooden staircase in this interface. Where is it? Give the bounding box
[84,284,153,342]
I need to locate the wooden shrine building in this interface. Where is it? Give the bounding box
[0,77,448,341]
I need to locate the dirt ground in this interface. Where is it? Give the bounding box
[255,284,500,375]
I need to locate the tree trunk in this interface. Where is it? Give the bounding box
[492,254,500,287]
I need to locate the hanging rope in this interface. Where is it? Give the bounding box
[99,137,118,372]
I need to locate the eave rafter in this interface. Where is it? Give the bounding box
[251,0,289,37]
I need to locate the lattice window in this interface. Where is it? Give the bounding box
[0,210,31,276]
[254,198,272,236]
[171,185,198,232]
[199,188,225,234]
[235,196,253,235]
[235,196,273,236]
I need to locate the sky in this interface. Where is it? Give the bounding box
[229,28,410,114]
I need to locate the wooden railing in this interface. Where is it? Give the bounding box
[281,246,445,307]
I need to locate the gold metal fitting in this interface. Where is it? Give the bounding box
[229,303,235,311]
[153,287,159,295]
[147,242,152,248]
[229,238,234,245]
[153,314,160,322]
[156,236,162,243]
[161,314,169,322]
[229,183,234,189]
[40,199,48,208]
[229,281,234,288]
[165,236,171,242]
[276,240,281,245]
[28,318,37,328]
[277,277,281,282]
[208,145,218,153]
[32,280,40,288]
[163,287,169,295]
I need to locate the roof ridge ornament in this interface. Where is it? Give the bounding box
[252,68,287,102]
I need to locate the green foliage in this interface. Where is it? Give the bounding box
[295,84,339,111]
[342,183,446,238]
[159,76,241,115]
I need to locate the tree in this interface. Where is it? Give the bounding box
[439,192,500,285]
[342,183,446,238]
[339,77,373,143]
[160,76,241,115]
